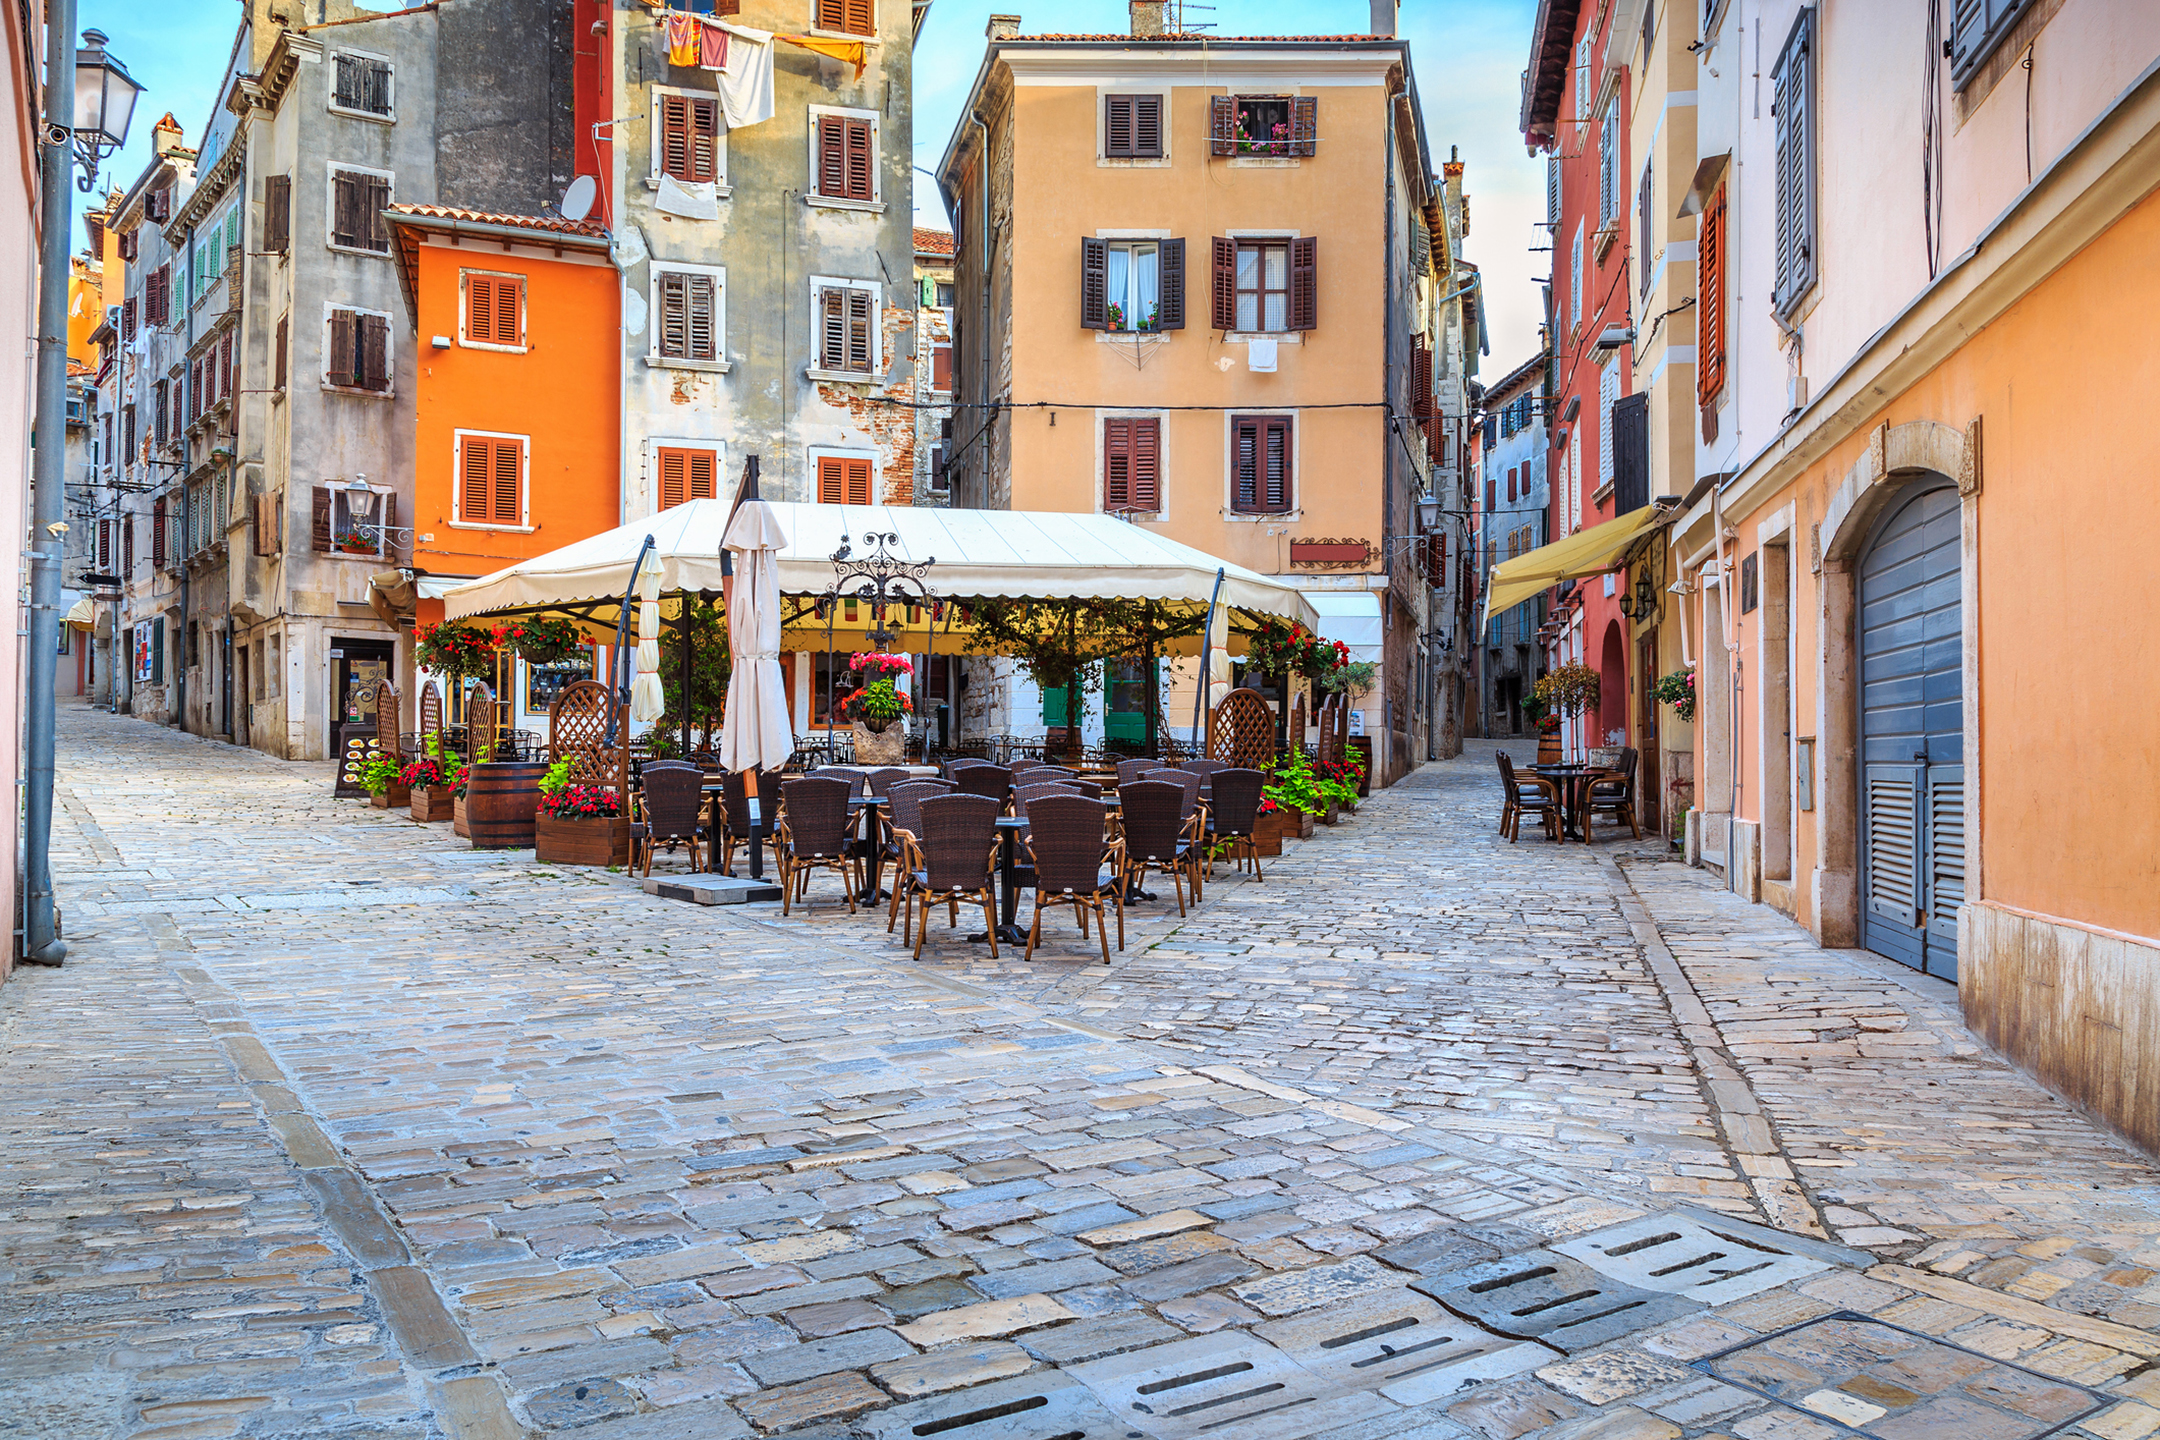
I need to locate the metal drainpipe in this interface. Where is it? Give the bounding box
[178,217,196,734]
[1381,84,1397,775]
[971,112,990,506]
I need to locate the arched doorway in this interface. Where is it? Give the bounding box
[1857,481,1963,979]
[1597,620,1627,749]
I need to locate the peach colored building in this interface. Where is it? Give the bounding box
[1669,0,2160,1153]
[935,6,1479,780]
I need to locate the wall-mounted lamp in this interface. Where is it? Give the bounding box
[1595,325,1637,351]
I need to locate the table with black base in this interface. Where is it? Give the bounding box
[1531,763,1599,840]
[703,783,772,878]
[969,816,1031,946]
[850,796,890,903]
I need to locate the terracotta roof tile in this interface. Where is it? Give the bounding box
[386,203,608,240]
[913,227,954,255]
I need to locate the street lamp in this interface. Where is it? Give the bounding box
[344,473,413,546]
[69,30,141,191]
[1416,497,1442,531]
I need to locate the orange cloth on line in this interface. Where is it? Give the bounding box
[666,13,701,66]
[779,34,867,79]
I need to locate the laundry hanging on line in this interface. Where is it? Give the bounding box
[665,12,701,66]
[777,34,868,79]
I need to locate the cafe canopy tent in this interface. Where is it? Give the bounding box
[441,500,1319,652]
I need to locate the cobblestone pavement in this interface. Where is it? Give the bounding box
[5,703,2157,1440]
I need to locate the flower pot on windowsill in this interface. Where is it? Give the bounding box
[411,786,455,823]
[851,719,905,766]
[534,813,631,867]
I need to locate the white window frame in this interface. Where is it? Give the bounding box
[327,47,396,124]
[647,262,729,372]
[643,436,726,518]
[806,275,882,382]
[648,84,729,193]
[1095,408,1170,520]
[1219,408,1302,522]
[319,301,396,398]
[807,445,880,505]
[458,268,529,354]
[325,161,395,259]
[1095,85,1172,168]
[1222,227,1305,344]
[450,427,534,532]
[805,105,883,212]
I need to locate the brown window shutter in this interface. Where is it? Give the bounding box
[332,172,354,247]
[842,0,873,34]
[661,95,690,181]
[846,289,873,371]
[1103,418,1131,510]
[843,118,873,200]
[1135,95,1163,158]
[491,439,522,524]
[1263,417,1291,511]
[659,448,687,510]
[1697,186,1726,408]
[311,485,333,552]
[363,176,390,251]
[1158,238,1186,330]
[274,315,288,388]
[816,455,844,503]
[685,274,715,360]
[819,286,846,368]
[123,297,137,340]
[931,343,952,391]
[1210,237,1236,330]
[845,457,872,505]
[1105,96,1134,157]
[1291,96,1318,158]
[815,0,844,29]
[219,333,234,406]
[460,435,492,520]
[152,498,166,564]
[361,314,389,390]
[1232,416,1293,513]
[467,274,494,344]
[1080,237,1108,330]
[124,516,134,570]
[689,99,719,183]
[1131,418,1160,511]
[688,449,717,500]
[1289,237,1318,331]
[499,277,522,344]
[1209,95,1237,157]
[816,116,846,196]
[265,174,290,252]
[1411,342,1433,419]
[659,272,688,357]
[252,494,270,556]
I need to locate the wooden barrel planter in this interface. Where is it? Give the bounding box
[534,814,632,867]
[466,762,546,849]
[1536,720,1564,765]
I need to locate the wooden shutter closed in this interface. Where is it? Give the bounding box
[265,174,290,253]
[1611,393,1649,514]
[931,344,952,391]
[362,175,390,251]
[817,455,872,504]
[815,0,873,34]
[123,297,137,340]
[1133,94,1163,157]
[816,117,873,200]
[844,118,872,200]
[311,485,333,552]
[1697,186,1726,407]
[1232,416,1292,513]
[219,333,234,408]
[657,447,717,510]
[660,272,689,357]
[1290,96,1317,157]
[1770,10,1815,315]
[459,436,523,525]
[1289,237,1317,331]
[685,98,718,183]
[152,498,166,564]
[1080,237,1108,330]
[124,516,134,571]
[274,315,288,389]
[684,274,714,360]
[1105,96,1135,157]
[252,493,273,556]
[819,287,872,371]
[1158,238,1186,329]
[1210,237,1236,330]
[816,116,845,196]
[360,313,389,390]
[1637,162,1655,298]
[332,172,355,247]
[1103,417,1161,513]
[1411,343,1434,419]
[1208,95,1237,156]
[661,95,690,180]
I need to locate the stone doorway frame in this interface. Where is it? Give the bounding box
[1811,418,1980,949]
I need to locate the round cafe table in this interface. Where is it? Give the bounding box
[1531,763,1601,841]
[849,796,890,902]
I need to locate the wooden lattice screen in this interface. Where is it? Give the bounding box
[1208,687,1276,770]
[1288,691,1306,754]
[548,679,629,796]
[373,681,403,764]
[466,682,497,760]
[418,680,445,759]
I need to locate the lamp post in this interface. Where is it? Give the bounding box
[24,12,142,967]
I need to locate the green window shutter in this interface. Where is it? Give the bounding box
[153,618,165,682]
[1041,686,1068,726]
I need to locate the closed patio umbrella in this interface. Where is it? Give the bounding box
[719,487,793,877]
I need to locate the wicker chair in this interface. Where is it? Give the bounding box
[885,780,954,935]
[1146,767,1207,887]
[1205,767,1268,882]
[775,776,859,915]
[1030,765,1078,785]
[1065,777,1103,799]
[955,763,1013,808]
[945,756,992,780]
[906,793,1002,959]
[1120,779,1201,915]
[633,761,707,876]
[1585,748,1642,840]
[1116,757,1158,791]
[1496,752,1563,843]
[1009,757,1048,783]
[1022,795,1124,965]
[715,769,772,875]
[866,767,913,799]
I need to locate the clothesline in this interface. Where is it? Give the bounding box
[659,5,867,81]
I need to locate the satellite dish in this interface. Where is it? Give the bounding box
[561,174,598,223]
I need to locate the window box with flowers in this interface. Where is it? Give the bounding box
[532,760,630,866]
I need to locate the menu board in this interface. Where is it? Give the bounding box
[335,725,385,798]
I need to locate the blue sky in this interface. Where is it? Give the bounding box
[80,0,1545,374]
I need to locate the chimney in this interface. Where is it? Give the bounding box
[1131,0,1166,37]
[986,14,1021,40]
[151,113,185,156]
[1368,0,1396,37]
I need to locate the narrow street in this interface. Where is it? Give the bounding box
[5,702,2157,1440]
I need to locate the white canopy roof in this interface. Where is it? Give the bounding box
[442,501,1318,640]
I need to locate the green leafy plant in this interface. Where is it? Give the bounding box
[492,616,585,666]
[1263,748,1329,816]
[1245,617,1332,680]
[1533,662,1602,717]
[645,730,680,760]
[1319,659,1378,694]
[538,759,574,799]
[839,677,913,732]
[1650,668,1696,723]
[357,758,401,796]
[414,621,498,682]
[659,597,730,754]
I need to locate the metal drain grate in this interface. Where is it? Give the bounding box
[859,1373,1136,1440]
[1412,1250,1701,1354]
[1692,1311,2111,1438]
[1254,1288,1550,1406]
[1067,1332,1396,1440]
[1553,1210,1839,1305]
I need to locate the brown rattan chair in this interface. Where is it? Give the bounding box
[1496,752,1563,843]
[1022,794,1124,965]
[866,766,913,799]
[955,763,1013,808]
[1030,765,1078,785]
[1065,777,1103,799]
[885,780,954,934]
[1204,766,1267,882]
[944,756,992,781]
[634,761,707,876]
[1120,779,1201,915]
[1116,757,1158,791]
[1584,748,1642,840]
[907,793,1002,959]
[775,775,859,915]
[1145,767,1207,895]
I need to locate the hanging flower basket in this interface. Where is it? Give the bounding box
[414,622,498,682]
[493,616,585,667]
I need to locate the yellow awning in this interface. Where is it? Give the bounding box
[64,597,94,629]
[1482,505,1666,628]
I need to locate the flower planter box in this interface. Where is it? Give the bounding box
[453,794,470,838]
[411,787,455,823]
[1272,808,1316,841]
[534,813,630,867]
[370,784,411,809]
[1252,812,1289,856]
